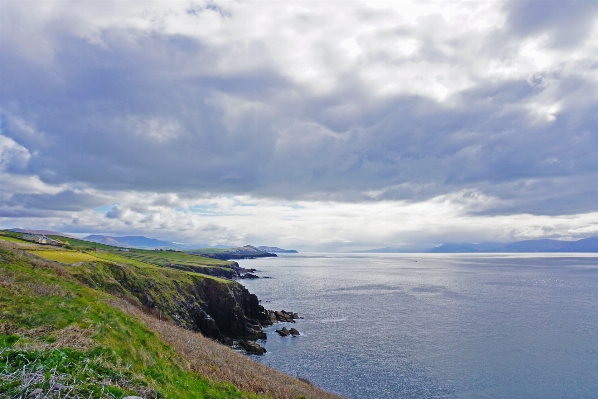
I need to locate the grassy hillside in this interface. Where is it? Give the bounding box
[116,248,231,268]
[42,235,237,269]
[1,231,243,275]
[0,243,254,398]
[0,241,342,399]
[0,235,32,244]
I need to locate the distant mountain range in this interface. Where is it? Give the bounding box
[360,236,598,253]
[83,235,188,249]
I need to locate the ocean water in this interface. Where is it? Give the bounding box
[238,253,598,399]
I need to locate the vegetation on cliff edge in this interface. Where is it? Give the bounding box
[0,241,342,399]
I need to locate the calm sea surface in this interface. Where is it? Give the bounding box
[238,253,598,399]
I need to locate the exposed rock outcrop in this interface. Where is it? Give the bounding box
[263,309,300,325]
[276,326,300,337]
[276,327,290,337]
[237,340,267,355]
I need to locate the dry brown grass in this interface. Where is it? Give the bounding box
[110,298,345,399]
[1,323,96,352]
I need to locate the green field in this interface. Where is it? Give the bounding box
[0,235,31,244]
[28,250,100,264]
[40,235,233,268]
[119,249,233,268]
[187,247,230,253]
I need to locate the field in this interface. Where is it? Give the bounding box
[119,249,233,268]
[0,235,32,244]
[28,250,100,264]
[41,235,233,268]
[90,251,232,284]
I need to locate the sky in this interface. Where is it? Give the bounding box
[1,0,598,251]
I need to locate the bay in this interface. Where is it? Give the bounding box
[238,253,598,399]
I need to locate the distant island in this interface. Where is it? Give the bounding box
[358,236,598,253]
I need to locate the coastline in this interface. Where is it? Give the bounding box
[0,241,343,398]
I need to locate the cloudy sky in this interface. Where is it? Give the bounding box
[2,0,598,251]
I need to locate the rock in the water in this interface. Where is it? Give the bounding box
[269,309,299,323]
[289,327,300,336]
[276,327,290,336]
[237,340,267,355]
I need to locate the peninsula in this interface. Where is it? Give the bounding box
[0,231,341,398]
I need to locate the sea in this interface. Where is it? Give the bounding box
[238,253,598,399]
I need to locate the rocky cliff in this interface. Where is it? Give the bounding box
[69,260,290,345]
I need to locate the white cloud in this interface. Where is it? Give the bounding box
[2,0,598,248]
[0,134,31,170]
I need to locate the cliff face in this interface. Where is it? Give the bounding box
[70,260,269,342]
[177,277,268,340]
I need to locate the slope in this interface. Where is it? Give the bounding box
[0,241,342,399]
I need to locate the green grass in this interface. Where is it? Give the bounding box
[0,235,31,244]
[28,250,99,264]
[1,347,151,398]
[40,235,235,270]
[83,251,232,285]
[46,235,117,251]
[188,247,231,254]
[120,249,233,268]
[92,251,160,268]
[0,245,259,399]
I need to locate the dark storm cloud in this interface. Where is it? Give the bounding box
[1,0,598,219]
